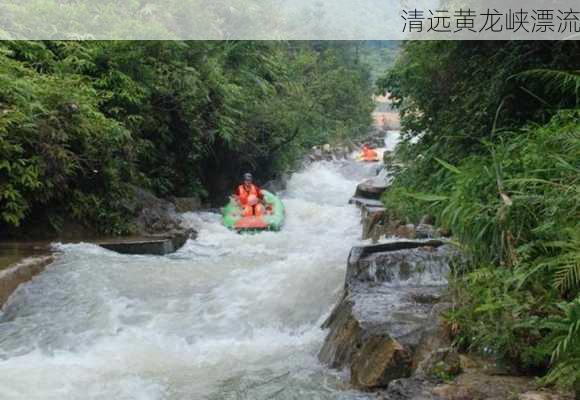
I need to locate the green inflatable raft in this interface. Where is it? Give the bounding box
[222,190,285,232]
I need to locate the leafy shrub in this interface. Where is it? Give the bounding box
[1,40,376,234]
[0,45,133,233]
[381,39,580,389]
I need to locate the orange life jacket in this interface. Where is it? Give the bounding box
[362,147,378,160]
[237,184,260,206]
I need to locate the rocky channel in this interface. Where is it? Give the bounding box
[318,149,573,400]
[318,239,461,390]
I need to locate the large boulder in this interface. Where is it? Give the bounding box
[319,240,461,390]
[125,187,184,236]
[101,186,198,255]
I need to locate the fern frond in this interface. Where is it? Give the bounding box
[551,298,580,363]
[514,69,580,102]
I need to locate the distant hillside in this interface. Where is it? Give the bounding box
[360,40,401,83]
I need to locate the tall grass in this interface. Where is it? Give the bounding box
[384,110,580,385]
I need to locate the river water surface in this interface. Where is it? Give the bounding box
[0,160,380,400]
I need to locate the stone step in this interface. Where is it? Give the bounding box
[354,169,392,200]
[349,196,384,208]
[98,238,177,255]
[97,229,194,255]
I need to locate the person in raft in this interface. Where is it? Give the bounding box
[362,144,378,160]
[235,173,265,217]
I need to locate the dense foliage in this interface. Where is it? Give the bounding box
[379,41,580,389]
[0,40,374,235]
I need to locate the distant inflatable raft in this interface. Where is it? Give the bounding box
[357,148,380,162]
[222,190,285,232]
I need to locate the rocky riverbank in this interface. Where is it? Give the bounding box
[319,158,574,400]
[319,239,459,390]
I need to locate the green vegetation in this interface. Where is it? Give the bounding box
[359,41,400,83]
[379,41,580,388]
[0,40,374,235]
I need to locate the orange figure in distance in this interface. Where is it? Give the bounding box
[361,144,379,162]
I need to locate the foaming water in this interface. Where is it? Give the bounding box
[384,130,400,151]
[0,161,379,400]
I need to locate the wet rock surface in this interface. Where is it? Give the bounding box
[376,354,574,400]
[308,144,351,162]
[319,240,460,390]
[96,228,194,256]
[128,186,184,236]
[362,205,387,241]
[102,186,197,255]
[0,256,55,307]
[350,169,447,243]
[358,205,448,242]
[354,168,392,201]
[379,377,440,400]
[170,196,203,213]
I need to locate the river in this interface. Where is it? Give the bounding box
[0,159,382,400]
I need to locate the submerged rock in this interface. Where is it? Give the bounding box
[319,240,461,390]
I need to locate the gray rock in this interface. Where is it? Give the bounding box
[126,187,185,237]
[519,392,568,400]
[350,197,385,208]
[171,197,203,213]
[354,168,392,201]
[97,228,195,256]
[108,186,198,255]
[394,224,417,239]
[379,377,440,400]
[420,215,436,225]
[319,240,461,390]
[311,147,323,161]
[415,224,441,239]
[361,205,387,241]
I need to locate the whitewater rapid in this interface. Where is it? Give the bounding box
[0,160,380,400]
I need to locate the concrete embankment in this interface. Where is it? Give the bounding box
[0,255,55,308]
